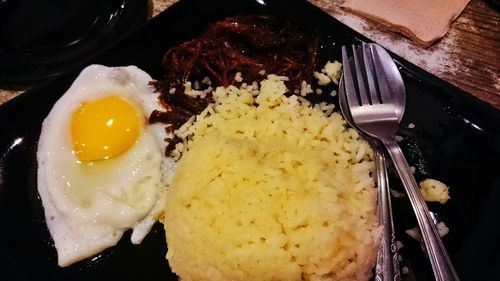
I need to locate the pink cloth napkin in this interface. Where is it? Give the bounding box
[342,0,471,47]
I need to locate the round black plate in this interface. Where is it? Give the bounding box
[0,0,149,89]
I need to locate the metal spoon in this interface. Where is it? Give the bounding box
[341,43,459,281]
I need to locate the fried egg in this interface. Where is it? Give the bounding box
[37,65,170,267]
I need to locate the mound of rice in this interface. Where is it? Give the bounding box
[163,77,380,281]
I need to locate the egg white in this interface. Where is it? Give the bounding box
[37,65,173,266]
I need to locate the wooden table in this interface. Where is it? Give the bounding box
[312,0,500,109]
[1,0,498,109]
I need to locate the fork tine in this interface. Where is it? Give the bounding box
[371,46,392,103]
[342,46,360,109]
[362,44,380,105]
[352,45,370,105]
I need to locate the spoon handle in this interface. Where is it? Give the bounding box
[372,140,401,281]
[382,137,460,281]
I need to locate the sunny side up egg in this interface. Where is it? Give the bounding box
[37,65,173,267]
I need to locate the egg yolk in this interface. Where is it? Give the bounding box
[71,95,142,162]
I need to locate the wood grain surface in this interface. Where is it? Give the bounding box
[1,0,498,109]
[311,0,499,108]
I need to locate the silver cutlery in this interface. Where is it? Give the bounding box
[339,48,400,281]
[341,43,460,281]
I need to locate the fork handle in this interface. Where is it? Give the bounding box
[382,138,460,281]
[372,141,401,281]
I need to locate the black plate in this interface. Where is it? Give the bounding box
[1,0,499,280]
[0,0,149,89]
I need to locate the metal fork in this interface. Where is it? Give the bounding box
[339,53,400,281]
[341,43,460,281]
